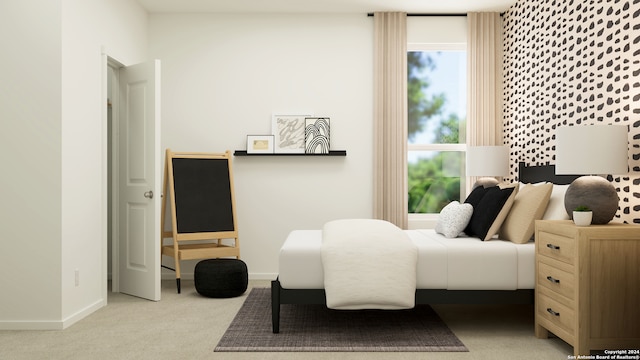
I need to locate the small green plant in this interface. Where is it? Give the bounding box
[574,205,591,212]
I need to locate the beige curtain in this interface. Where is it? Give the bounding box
[467,12,504,147]
[467,12,505,187]
[373,12,408,229]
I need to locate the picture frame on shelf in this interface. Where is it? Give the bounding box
[304,117,330,154]
[272,114,311,153]
[246,135,274,154]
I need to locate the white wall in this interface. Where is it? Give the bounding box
[0,0,63,326]
[0,0,148,330]
[149,13,374,279]
[407,16,467,46]
[60,0,148,327]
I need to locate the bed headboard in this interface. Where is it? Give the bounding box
[518,162,579,185]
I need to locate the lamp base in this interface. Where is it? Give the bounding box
[472,177,499,189]
[564,175,619,225]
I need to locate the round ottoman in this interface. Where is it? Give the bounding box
[194,258,248,298]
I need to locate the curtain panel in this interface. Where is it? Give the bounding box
[467,12,505,188]
[467,12,504,147]
[373,12,408,229]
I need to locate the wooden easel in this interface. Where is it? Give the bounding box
[161,149,240,293]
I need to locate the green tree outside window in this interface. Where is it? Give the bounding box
[408,51,466,213]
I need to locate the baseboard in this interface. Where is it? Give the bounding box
[248,273,278,281]
[0,320,65,331]
[1,272,276,330]
[162,272,193,280]
[62,298,106,329]
[161,272,277,281]
[0,298,106,331]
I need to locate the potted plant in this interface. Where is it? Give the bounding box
[573,205,592,226]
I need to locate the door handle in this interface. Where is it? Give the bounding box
[144,190,154,199]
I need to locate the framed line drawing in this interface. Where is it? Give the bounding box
[246,135,274,154]
[272,114,311,153]
[304,117,330,154]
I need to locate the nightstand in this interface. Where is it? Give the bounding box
[535,220,640,356]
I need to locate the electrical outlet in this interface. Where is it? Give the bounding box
[75,269,80,287]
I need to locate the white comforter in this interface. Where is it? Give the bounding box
[320,219,418,310]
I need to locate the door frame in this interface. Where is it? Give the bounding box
[103,51,125,295]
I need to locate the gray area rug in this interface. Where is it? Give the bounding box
[215,288,468,352]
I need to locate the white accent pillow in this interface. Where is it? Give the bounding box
[543,184,570,220]
[435,201,474,238]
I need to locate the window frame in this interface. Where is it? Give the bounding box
[407,43,468,228]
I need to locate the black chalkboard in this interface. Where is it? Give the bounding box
[162,150,240,293]
[171,157,235,234]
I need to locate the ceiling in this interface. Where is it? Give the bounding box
[135,0,517,14]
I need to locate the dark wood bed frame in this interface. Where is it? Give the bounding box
[271,163,579,333]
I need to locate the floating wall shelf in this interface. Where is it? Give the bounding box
[233,150,346,157]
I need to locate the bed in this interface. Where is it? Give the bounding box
[271,163,579,333]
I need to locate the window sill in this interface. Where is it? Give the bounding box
[408,213,438,230]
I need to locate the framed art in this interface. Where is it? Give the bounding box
[246,135,274,154]
[272,114,311,153]
[304,117,330,154]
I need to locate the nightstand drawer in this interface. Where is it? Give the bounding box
[537,293,575,334]
[537,231,575,264]
[537,262,574,300]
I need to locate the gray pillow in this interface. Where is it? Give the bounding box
[435,201,474,238]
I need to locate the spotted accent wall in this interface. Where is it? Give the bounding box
[503,0,640,223]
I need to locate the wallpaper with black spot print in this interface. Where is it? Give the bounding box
[502,0,640,223]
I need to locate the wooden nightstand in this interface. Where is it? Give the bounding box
[535,220,640,356]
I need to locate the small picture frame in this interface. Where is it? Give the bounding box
[272,114,311,153]
[246,135,274,154]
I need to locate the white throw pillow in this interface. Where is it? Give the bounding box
[435,201,474,238]
[543,184,570,220]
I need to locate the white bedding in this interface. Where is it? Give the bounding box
[321,219,417,310]
[279,228,535,290]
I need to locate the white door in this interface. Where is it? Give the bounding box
[117,60,161,301]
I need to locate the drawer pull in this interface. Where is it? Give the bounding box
[546,243,561,250]
[546,276,560,284]
[547,308,560,317]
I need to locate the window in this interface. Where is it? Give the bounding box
[407,48,467,215]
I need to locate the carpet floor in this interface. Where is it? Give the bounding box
[215,288,468,352]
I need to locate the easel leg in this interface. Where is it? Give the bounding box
[175,253,182,294]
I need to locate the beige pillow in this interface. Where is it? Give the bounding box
[484,182,519,241]
[499,182,553,244]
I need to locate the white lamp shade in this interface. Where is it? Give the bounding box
[556,125,628,175]
[466,146,509,177]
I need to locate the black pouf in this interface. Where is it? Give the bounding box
[194,259,248,298]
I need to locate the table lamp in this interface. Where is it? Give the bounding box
[555,125,628,224]
[466,146,509,188]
